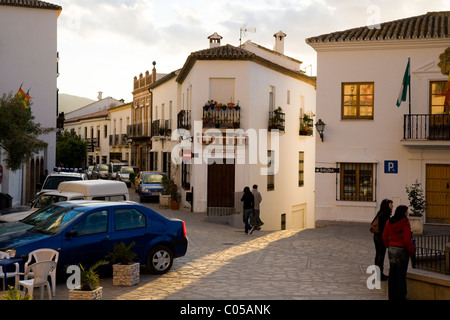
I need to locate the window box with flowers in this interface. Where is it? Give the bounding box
[300,111,314,136]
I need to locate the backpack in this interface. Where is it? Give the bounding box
[370,215,380,234]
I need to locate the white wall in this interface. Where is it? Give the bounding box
[313,40,449,222]
[181,59,316,230]
[0,6,58,204]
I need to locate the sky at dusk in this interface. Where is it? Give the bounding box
[56,0,450,102]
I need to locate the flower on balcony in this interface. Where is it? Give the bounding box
[303,111,315,121]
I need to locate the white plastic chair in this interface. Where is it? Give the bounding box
[0,251,20,290]
[15,261,56,300]
[24,248,59,296]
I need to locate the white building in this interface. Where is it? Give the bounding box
[307,11,450,225]
[0,0,61,204]
[151,32,317,230]
[64,102,132,167]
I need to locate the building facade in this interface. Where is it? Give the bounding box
[307,11,450,225]
[130,64,166,171]
[0,0,61,204]
[151,32,317,230]
[64,103,132,168]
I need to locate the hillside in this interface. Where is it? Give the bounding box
[59,93,95,114]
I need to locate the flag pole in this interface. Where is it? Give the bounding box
[408,57,412,139]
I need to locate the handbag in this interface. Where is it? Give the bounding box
[370,215,379,234]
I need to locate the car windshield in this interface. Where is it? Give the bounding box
[121,167,135,173]
[21,204,65,226]
[143,174,164,184]
[34,194,68,209]
[31,207,86,235]
[42,176,82,189]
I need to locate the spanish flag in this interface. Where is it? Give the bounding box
[17,83,31,108]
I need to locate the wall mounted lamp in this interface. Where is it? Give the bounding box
[315,119,326,142]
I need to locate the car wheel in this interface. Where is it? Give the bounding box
[146,246,173,274]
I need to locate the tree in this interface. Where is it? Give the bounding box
[56,129,87,168]
[0,92,52,171]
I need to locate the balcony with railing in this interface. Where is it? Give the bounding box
[403,114,450,141]
[127,122,150,139]
[202,105,240,129]
[151,119,172,137]
[177,110,191,130]
[268,110,285,132]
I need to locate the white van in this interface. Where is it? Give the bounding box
[0,180,129,223]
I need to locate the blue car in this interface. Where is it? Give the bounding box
[0,201,188,274]
[138,172,166,202]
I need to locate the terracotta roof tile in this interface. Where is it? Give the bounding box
[0,0,61,10]
[306,11,450,44]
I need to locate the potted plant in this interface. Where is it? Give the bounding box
[2,285,32,300]
[160,176,173,208]
[405,179,426,235]
[274,106,283,114]
[234,101,240,110]
[170,188,181,210]
[69,260,108,300]
[301,111,315,134]
[109,242,140,287]
[227,100,235,109]
[216,103,222,111]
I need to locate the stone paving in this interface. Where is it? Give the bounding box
[52,192,392,300]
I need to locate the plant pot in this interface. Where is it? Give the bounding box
[69,286,103,300]
[227,103,234,109]
[113,262,140,286]
[409,216,423,236]
[171,200,180,210]
[159,194,171,208]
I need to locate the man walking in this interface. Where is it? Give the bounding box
[251,184,263,232]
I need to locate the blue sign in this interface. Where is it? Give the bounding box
[384,160,398,174]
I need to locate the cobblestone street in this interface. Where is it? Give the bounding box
[53,190,389,300]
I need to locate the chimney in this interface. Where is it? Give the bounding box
[273,31,286,55]
[151,61,157,83]
[208,32,223,48]
[97,91,103,100]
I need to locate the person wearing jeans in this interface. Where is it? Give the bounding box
[382,205,416,300]
[240,187,254,235]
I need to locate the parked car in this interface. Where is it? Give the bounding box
[117,166,139,187]
[91,164,109,179]
[138,172,167,202]
[0,201,188,274]
[37,169,88,195]
[0,180,130,223]
[108,162,128,180]
[86,165,95,179]
[0,201,89,236]
[134,171,151,191]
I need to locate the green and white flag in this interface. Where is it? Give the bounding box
[396,59,410,107]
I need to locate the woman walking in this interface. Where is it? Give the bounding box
[240,187,254,235]
[372,199,393,280]
[382,205,416,300]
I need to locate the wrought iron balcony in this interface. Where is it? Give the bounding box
[202,107,240,129]
[404,114,450,140]
[268,111,285,132]
[177,110,191,130]
[127,122,150,138]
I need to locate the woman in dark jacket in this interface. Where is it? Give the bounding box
[382,205,416,300]
[241,187,254,235]
[372,199,393,280]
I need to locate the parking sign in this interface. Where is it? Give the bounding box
[384,160,398,174]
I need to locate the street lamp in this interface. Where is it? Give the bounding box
[315,119,326,142]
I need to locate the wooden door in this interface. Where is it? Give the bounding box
[426,164,450,224]
[207,160,235,215]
